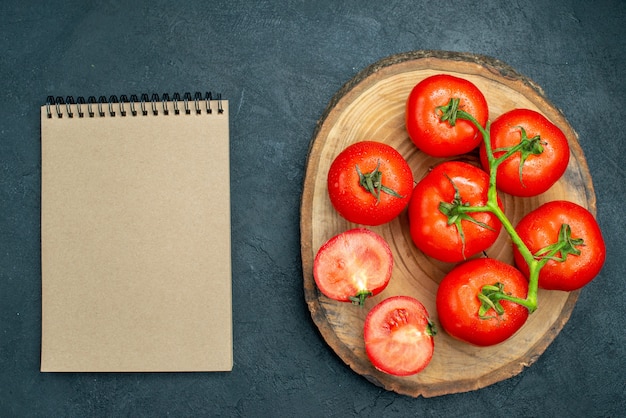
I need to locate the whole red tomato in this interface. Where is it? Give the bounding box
[327,141,413,226]
[436,258,529,346]
[408,161,503,263]
[364,296,435,376]
[406,74,489,157]
[480,108,570,197]
[513,200,606,291]
[313,228,394,306]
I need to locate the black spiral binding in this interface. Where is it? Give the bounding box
[45,92,223,119]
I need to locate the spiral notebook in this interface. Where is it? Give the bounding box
[40,93,232,372]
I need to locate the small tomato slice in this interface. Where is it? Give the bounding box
[513,200,606,291]
[364,296,435,376]
[480,108,570,197]
[313,228,393,306]
[436,258,529,346]
[406,74,489,157]
[408,161,503,263]
[327,141,413,226]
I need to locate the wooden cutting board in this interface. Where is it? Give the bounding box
[300,50,596,398]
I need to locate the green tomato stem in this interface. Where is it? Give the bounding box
[450,106,541,314]
[349,290,373,307]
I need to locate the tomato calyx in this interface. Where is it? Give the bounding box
[425,318,437,337]
[356,160,405,204]
[477,282,508,319]
[436,97,474,127]
[437,97,461,127]
[493,126,545,187]
[477,281,533,319]
[349,289,374,307]
[533,223,585,264]
[438,174,495,259]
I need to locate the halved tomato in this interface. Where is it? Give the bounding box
[313,228,393,306]
[364,296,435,376]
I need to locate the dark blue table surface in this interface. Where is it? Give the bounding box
[2,1,624,416]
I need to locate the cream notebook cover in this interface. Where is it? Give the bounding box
[40,93,232,372]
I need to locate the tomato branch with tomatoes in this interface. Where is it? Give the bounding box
[434,96,603,314]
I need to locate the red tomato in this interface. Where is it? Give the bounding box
[513,200,606,291]
[406,74,489,157]
[436,258,529,346]
[327,141,413,226]
[364,296,435,376]
[408,161,503,263]
[313,228,393,306]
[479,108,570,197]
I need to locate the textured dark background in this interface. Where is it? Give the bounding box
[1,0,625,416]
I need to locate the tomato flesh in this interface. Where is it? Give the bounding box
[364,296,434,376]
[313,228,393,305]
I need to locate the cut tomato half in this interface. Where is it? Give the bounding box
[364,296,435,376]
[313,228,393,306]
